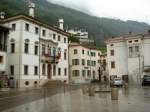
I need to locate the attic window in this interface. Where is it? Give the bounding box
[128,40,132,43]
[110,44,114,46]
[134,40,138,42]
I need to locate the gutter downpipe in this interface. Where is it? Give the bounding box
[38,25,42,87]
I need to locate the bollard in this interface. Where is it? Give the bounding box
[111,88,118,100]
[89,86,95,96]
[124,83,128,89]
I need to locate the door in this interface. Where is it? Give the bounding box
[47,64,51,79]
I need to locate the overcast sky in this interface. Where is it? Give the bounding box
[48,0,150,24]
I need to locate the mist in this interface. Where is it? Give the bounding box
[47,0,150,24]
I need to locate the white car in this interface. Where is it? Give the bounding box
[110,78,124,87]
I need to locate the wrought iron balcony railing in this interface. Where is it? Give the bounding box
[41,52,61,64]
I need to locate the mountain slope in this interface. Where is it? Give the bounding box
[0,0,150,46]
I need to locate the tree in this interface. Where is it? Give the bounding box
[68,34,79,43]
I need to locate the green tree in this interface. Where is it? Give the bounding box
[68,34,79,43]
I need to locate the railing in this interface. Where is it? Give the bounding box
[41,53,61,64]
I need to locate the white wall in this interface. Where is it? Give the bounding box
[69,45,101,83]
[4,18,69,87]
[0,51,7,72]
[107,41,128,78]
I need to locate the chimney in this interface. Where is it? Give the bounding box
[129,32,132,35]
[148,30,150,34]
[28,2,35,17]
[0,12,5,19]
[58,19,64,30]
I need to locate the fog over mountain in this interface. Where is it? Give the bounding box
[48,0,150,24]
[0,0,150,46]
[48,0,92,15]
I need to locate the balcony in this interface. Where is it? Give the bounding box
[41,52,61,64]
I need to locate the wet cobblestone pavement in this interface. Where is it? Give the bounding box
[1,86,150,112]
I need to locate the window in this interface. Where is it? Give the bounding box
[110,44,114,46]
[128,40,132,43]
[72,59,80,65]
[0,56,3,64]
[42,64,46,75]
[58,35,61,41]
[58,68,61,76]
[35,27,39,34]
[82,59,85,65]
[82,70,85,77]
[25,81,29,86]
[25,23,29,31]
[72,70,80,77]
[42,30,46,36]
[24,43,29,54]
[34,45,38,55]
[87,70,91,77]
[87,60,90,66]
[82,50,84,54]
[91,61,96,66]
[11,43,15,53]
[64,68,67,76]
[135,40,139,42]
[24,65,28,75]
[10,65,14,75]
[53,34,56,40]
[64,38,66,43]
[12,24,16,31]
[34,66,38,75]
[110,50,114,56]
[111,61,115,69]
[64,51,67,60]
[135,46,139,52]
[74,49,78,54]
[129,47,133,53]
[91,52,96,57]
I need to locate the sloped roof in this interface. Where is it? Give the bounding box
[106,33,150,43]
[0,14,70,37]
[0,24,10,31]
[69,42,99,51]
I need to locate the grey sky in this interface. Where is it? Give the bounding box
[48,0,150,24]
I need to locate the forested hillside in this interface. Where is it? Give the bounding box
[0,0,150,46]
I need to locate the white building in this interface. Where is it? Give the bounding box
[0,25,9,76]
[67,29,94,44]
[0,4,69,87]
[106,32,150,85]
[69,43,101,83]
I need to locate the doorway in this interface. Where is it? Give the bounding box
[47,64,51,79]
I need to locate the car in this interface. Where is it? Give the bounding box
[110,78,124,87]
[142,75,150,86]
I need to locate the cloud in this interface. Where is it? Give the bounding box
[47,0,150,24]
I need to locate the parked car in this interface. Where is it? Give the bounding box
[142,75,150,86]
[110,78,124,87]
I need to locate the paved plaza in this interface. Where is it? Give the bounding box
[1,85,150,112]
